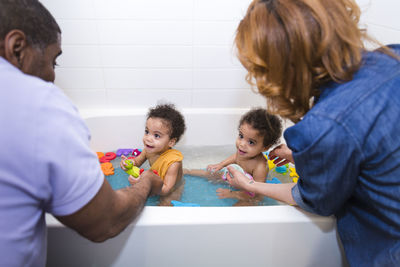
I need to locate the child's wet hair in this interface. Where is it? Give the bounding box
[239,108,282,147]
[147,103,186,142]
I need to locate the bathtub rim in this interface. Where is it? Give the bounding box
[46,205,335,228]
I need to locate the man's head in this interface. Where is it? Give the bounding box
[0,0,62,82]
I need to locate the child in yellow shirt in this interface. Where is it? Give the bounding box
[121,104,186,206]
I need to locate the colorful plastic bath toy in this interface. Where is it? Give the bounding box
[101,162,114,176]
[263,151,276,170]
[116,148,133,157]
[275,164,288,175]
[289,167,299,178]
[268,159,276,171]
[171,200,200,207]
[100,152,117,163]
[266,177,282,184]
[96,152,104,159]
[124,160,140,178]
[132,149,142,157]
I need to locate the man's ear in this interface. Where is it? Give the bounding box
[3,30,28,69]
[168,138,177,148]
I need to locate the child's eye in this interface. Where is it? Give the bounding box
[249,140,255,145]
[238,133,243,139]
[154,134,160,138]
[145,129,149,134]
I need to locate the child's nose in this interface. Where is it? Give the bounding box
[239,139,247,147]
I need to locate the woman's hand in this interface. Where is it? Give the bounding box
[225,166,254,192]
[269,144,294,166]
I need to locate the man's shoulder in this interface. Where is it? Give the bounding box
[0,57,58,96]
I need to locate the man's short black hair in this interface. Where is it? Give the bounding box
[147,103,186,143]
[239,108,282,147]
[0,0,61,49]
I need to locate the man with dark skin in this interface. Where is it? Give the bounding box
[0,1,163,266]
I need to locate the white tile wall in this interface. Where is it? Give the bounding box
[40,0,400,110]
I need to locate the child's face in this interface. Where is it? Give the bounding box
[235,123,266,159]
[143,117,175,154]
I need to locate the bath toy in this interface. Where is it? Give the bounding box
[124,160,141,178]
[263,151,276,170]
[266,177,282,184]
[96,152,104,159]
[100,152,117,163]
[292,177,299,183]
[268,159,276,171]
[132,149,142,157]
[116,148,134,157]
[101,162,114,176]
[275,164,289,175]
[289,167,299,178]
[171,200,200,207]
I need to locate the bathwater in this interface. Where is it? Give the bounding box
[104,145,295,207]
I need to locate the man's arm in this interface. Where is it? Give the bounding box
[56,170,162,242]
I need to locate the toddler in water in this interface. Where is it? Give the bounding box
[120,104,186,206]
[184,108,282,205]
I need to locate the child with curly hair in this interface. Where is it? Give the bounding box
[121,103,186,206]
[184,108,282,205]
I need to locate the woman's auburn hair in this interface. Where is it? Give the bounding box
[235,0,374,122]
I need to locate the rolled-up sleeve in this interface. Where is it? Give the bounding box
[285,114,362,216]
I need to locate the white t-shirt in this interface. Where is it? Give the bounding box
[0,57,104,267]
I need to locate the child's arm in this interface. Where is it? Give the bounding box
[131,150,147,167]
[252,160,269,183]
[207,154,236,172]
[160,161,182,196]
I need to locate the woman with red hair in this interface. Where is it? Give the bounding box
[228,0,400,265]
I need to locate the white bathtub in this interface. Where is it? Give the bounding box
[46,108,346,267]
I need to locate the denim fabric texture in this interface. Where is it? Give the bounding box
[286,45,400,266]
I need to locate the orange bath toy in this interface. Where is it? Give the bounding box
[101,162,114,176]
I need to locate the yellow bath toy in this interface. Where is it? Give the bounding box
[124,160,140,178]
[289,167,299,178]
[268,159,276,171]
[289,167,299,183]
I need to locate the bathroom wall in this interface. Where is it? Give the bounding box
[40,0,400,111]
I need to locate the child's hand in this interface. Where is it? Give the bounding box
[216,188,234,199]
[120,155,132,171]
[207,163,223,173]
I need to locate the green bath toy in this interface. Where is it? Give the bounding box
[124,160,140,178]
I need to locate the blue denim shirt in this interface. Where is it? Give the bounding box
[286,45,400,266]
